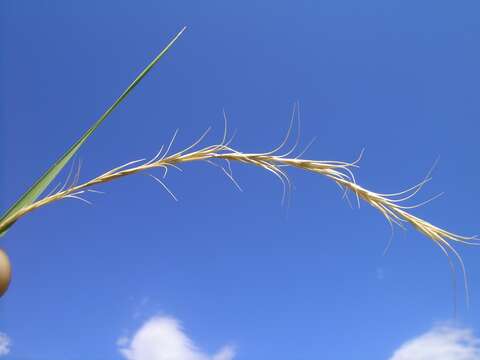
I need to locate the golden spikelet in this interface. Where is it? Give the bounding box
[0,113,476,301]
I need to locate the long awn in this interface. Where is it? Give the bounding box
[0,107,476,304]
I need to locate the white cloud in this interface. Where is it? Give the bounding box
[0,333,11,357]
[390,325,480,360]
[118,316,235,360]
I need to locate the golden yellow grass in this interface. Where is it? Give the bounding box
[0,117,476,302]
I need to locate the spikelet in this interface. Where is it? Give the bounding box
[0,112,476,302]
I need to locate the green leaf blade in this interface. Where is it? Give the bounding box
[0,26,186,236]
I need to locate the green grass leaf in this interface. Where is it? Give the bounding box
[0,26,186,236]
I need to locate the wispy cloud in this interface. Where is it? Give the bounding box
[389,325,480,360]
[0,333,11,357]
[118,316,235,360]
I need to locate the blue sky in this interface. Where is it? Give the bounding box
[1,1,480,359]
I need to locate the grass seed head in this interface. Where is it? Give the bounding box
[0,120,476,301]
